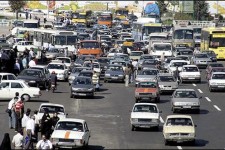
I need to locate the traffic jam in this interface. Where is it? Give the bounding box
[1,3,225,150]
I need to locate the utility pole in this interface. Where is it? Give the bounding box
[107,2,109,11]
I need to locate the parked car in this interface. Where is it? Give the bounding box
[0,80,41,101]
[163,115,196,145]
[130,103,161,131]
[51,118,91,148]
[70,76,95,98]
[171,89,201,113]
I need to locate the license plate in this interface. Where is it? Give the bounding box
[218,86,225,88]
[165,87,172,90]
[140,125,150,128]
[188,78,195,79]
[78,93,86,96]
[183,106,191,108]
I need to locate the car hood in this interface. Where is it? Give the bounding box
[159,82,178,87]
[131,112,159,119]
[136,75,156,80]
[164,126,195,133]
[172,98,199,103]
[17,75,40,81]
[48,69,65,74]
[105,70,124,75]
[51,130,84,139]
[135,88,157,93]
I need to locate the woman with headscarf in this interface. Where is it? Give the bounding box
[40,110,52,139]
[0,133,11,150]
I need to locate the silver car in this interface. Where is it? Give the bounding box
[135,68,159,86]
[68,67,91,85]
[45,48,60,60]
[191,53,212,68]
[171,89,201,113]
[158,73,178,93]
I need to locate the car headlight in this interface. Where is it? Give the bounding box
[52,138,59,143]
[174,102,182,106]
[210,82,217,85]
[72,87,78,91]
[105,74,110,76]
[159,85,163,88]
[29,80,36,83]
[118,75,124,77]
[189,133,195,137]
[131,118,138,122]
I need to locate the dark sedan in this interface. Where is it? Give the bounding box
[17,69,48,89]
[70,76,95,98]
[104,64,125,83]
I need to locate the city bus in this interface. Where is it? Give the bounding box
[132,22,162,41]
[97,12,113,28]
[77,40,102,57]
[115,8,129,20]
[172,25,194,49]
[201,27,225,59]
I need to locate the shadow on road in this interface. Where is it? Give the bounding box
[133,126,162,132]
[87,145,105,150]
[171,139,209,147]
[172,109,209,115]
[53,91,69,94]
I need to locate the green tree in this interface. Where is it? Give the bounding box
[8,0,26,19]
[156,0,168,17]
[194,0,209,20]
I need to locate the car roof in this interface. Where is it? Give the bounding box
[175,89,195,91]
[182,65,198,67]
[158,73,173,76]
[57,118,85,123]
[170,60,188,63]
[212,72,225,75]
[134,103,157,107]
[40,103,64,108]
[0,73,15,75]
[166,115,192,119]
[30,65,46,68]
[80,70,93,73]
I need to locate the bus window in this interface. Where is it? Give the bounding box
[174,30,193,39]
[55,36,66,45]
[67,36,77,45]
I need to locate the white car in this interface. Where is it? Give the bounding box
[13,41,37,52]
[83,61,101,74]
[0,80,41,101]
[47,61,69,81]
[150,42,173,61]
[163,115,196,145]
[37,103,67,123]
[130,103,161,131]
[56,57,72,69]
[0,73,17,83]
[209,72,225,92]
[168,60,189,74]
[51,118,91,148]
[179,65,201,83]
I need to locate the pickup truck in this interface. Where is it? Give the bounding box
[13,41,37,52]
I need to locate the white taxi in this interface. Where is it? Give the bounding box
[130,103,161,131]
[168,60,189,74]
[163,115,196,145]
[51,118,91,149]
[47,60,69,81]
[179,65,201,83]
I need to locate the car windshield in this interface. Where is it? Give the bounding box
[112,61,126,66]
[179,51,193,55]
[84,63,100,68]
[212,68,225,72]
[140,70,158,75]
[71,68,84,73]
[55,121,83,132]
[98,58,110,63]
[174,91,197,98]
[177,56,189,61]
[183,67,199,72]
[212,74,225,79]
[154,44,171,51]
[79,72,93,77]
[108,66,123,71]
[171,62,187,67]
[210,63,224,67]
[40,106,64,113]
[20,70,42,77]
[57,58,71,63]
[133,105,158,113]
[73,78,91,85]
[140,56,154,60]
[130,52,143,56]
[47,64,64,70]
[195,54,208,58]
[166,118,193,126]
[159,76,175,82]
[138,82,157,88]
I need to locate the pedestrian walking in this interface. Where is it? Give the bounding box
[22,55,27,69]
[36,135,53,149]
[8,94,18,129]
[0,133,11,150]
[124,65,131,87]
[33,110,39,138]
[14,97,24,132]
[41,110,52,139]
[12,129,23,149]
[160,52,165,64]
[22,109,31,137]
[28,57,36,68]
[24,116,35,149]
[64,47,68,57]
[14,59,20,75]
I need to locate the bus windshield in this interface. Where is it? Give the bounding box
[55,36,66,45]
[174,29,193,39]
[144,26,162,35]
[210,37,225,47]
[81,42,99,48]
[154,44,171,51]
[116,10,128,15]
[99,16,111,21]
[67,36,77,45]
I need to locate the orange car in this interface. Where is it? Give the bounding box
[135,81,160,103]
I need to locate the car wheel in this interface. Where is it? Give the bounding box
[21,94,30,102]
[155,97,160,103]
[164,139,169,145]
[131,125,136,131]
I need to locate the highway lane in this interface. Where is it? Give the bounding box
[0,65,225,149]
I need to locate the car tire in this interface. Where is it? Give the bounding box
[21,94,30,102]
[164,139,169,145]
[155,97,160,103]
[131,125,136,131]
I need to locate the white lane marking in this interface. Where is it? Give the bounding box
[193,83,196,86]
[205,97,212,102]
[160,116,164,123]
[177,146,182,149]
[214,105,221,111]
[75,99,80,114]
[198,89,203,93]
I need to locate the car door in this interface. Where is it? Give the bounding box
[0,82,10,99]
[9,82,24,98]
[83,122,90,143]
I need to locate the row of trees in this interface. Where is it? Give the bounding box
[156,0,210,21]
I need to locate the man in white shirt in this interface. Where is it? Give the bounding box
[12,129,23,149]
[24,116,35,149]
[8,94,19,129]
[36,135,53,149]
[132,59,138,77]
[28,57,36,68]
[29,48,35,60]
[22,110,31,137]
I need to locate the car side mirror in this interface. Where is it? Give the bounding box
[195,125,197,127]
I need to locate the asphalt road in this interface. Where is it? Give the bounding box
[0,61,225,149]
